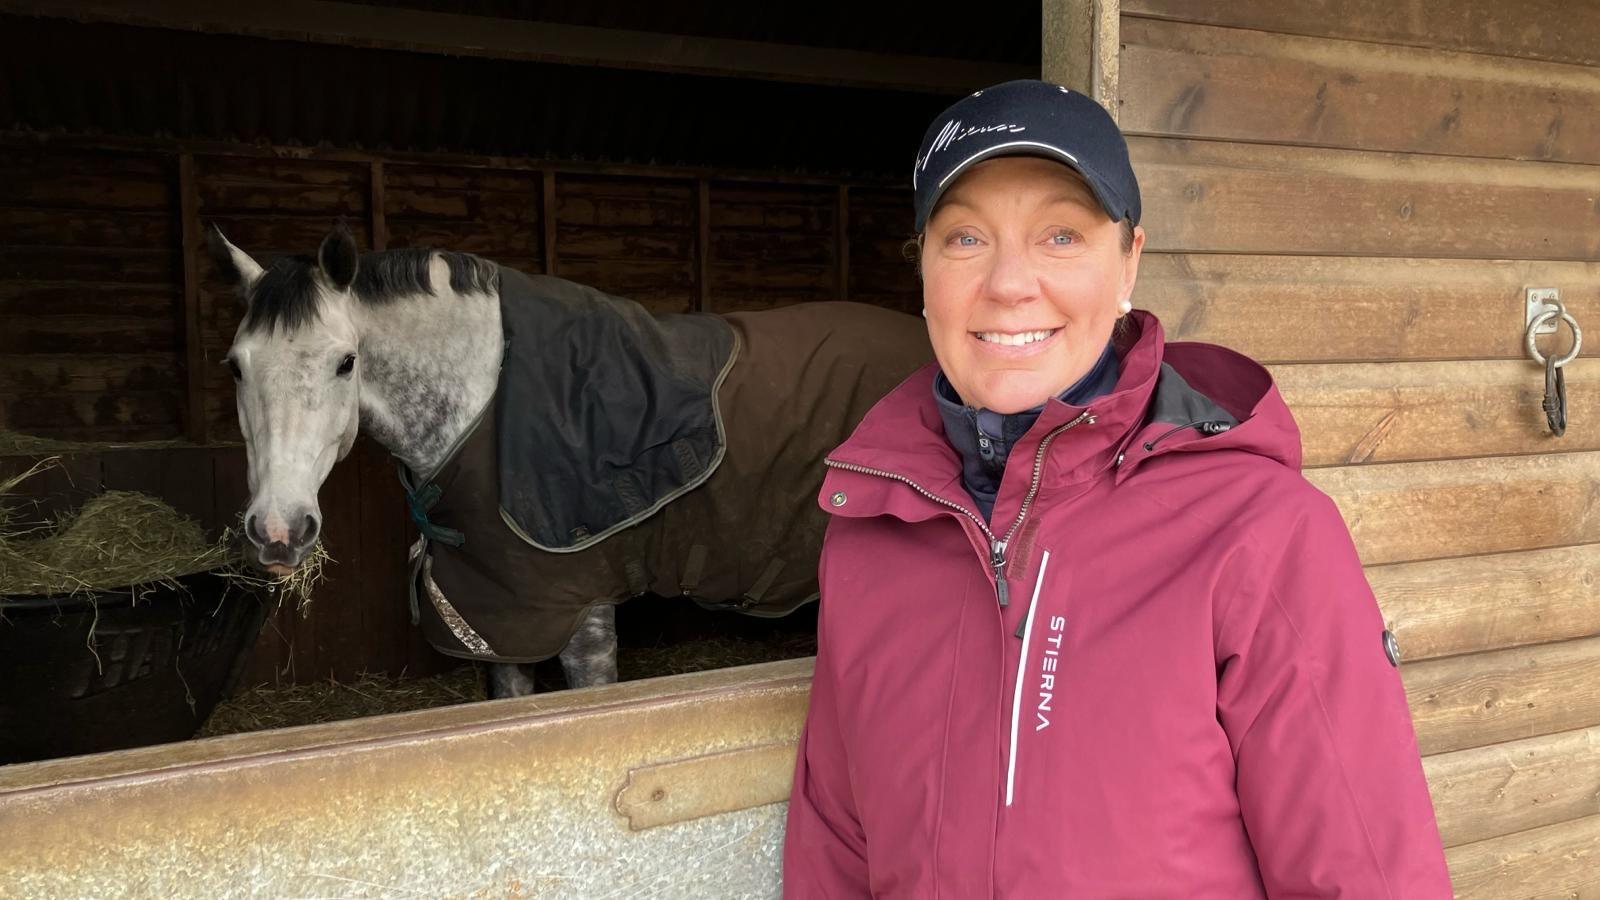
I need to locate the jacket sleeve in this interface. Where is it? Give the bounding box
[783,553,871,899]
[1216,488,1454,898]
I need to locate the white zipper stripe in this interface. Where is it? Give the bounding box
[1005,549,1052,807]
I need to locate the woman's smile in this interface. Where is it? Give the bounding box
[969,326,1063,357]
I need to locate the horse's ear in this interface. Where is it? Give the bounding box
[206,224,263,294]
[318,222,359,292]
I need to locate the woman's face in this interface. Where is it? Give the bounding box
[921,156,1145,414]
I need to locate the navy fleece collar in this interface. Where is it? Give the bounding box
[933,338,1120,522]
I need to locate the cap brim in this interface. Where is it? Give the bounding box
[917,141,1130,232]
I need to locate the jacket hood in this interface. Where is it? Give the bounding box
[821,309,1303,514]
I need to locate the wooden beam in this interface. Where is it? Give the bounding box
[176,152,207,445]
[1041,0,1120,113]
[1445,813,1600,897]
[1424,725,1600,848]
[696,180,711,313]
[541,170,557,278]
[368,161,386,251]
[835,186,850,302]
[5,0,1032,95]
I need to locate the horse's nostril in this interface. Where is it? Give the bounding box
[301,514,320,546]
[246,514,266,546]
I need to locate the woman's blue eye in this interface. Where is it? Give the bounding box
[1051,232,1077,245]
[956,234,979,247]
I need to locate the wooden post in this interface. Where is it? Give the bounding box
[697,179,712,313]
[369,161,387,251]
[177,152,208,445]
[1041,0,1120,116]
[835,185,850,302]
[542,170,558,276]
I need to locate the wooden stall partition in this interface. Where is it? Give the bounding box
[1091,0,1600,889]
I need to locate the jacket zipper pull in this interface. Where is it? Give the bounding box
[990,538,1009,607]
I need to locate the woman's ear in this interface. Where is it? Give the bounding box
[318,222,360,291]
[1119,224,1146,303]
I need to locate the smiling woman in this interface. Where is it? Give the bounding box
[783,79,1456,898]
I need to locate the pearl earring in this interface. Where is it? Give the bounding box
[921,308,928,318]
[1118,300,1132,315]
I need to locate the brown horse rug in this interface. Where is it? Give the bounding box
[403,268,931,663]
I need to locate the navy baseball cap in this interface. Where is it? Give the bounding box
[912,79,1141,232]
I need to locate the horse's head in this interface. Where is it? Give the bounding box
[209,224,363,575]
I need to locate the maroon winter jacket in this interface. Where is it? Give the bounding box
[783,309,1453,898]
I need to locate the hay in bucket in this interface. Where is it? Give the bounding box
[0,457,326,611]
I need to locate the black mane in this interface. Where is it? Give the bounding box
[241,248,499,335]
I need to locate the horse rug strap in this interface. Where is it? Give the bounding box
[494,267,738,553]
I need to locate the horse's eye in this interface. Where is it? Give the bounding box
[224,358,242,381]
[336,353,356,377]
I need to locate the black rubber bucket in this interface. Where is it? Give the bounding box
[0,570,267,764]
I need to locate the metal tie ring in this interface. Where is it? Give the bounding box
[1526,305,1583,368]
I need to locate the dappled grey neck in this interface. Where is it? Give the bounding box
[354,286,502,479]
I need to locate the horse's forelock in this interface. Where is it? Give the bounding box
[241,255,323,335]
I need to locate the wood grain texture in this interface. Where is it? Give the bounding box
[1131,136,1600,260]
[1405,635,1600,756]
[1121,17,1600,163]
[1136,254,1599,363]
[1424,726,1600,849]
[1308,452,1600,566]
[1276,359,1597,466]
[1372,545,1600,663]
[1123,0,1600,68]
[1445,812,1600,899]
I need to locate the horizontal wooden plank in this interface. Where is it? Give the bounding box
[1307,452,1600,566]
[1136,254,1600,362]
[0,167,171,212]
[0,208,176,248]
[556,194,694,229]
[1445,812,1600,899]
[0,283,180,318]
[1405,635,1600,756]
[712,231,835,266]
[0,316,180,354]
[1121,17,1600,163]
[557,226,692,261]
[2,390,183,435]
[0,354,182,392]
[1131,136,1600,260]
[382,222,541,259]
[384,188,534,223]
[1373,545,1600,663]
[196,156,369,188]
[198,183,366,217]
[1424,726,1600,848]
[1122,0,1600,68]
[0,247,178,284]
[1278,359,1598,466]
[382,165,540,193]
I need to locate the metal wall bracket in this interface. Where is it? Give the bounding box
[1527,287,1561,335]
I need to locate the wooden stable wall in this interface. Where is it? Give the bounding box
[1112,2,1599,895]
[0,138,917,685]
